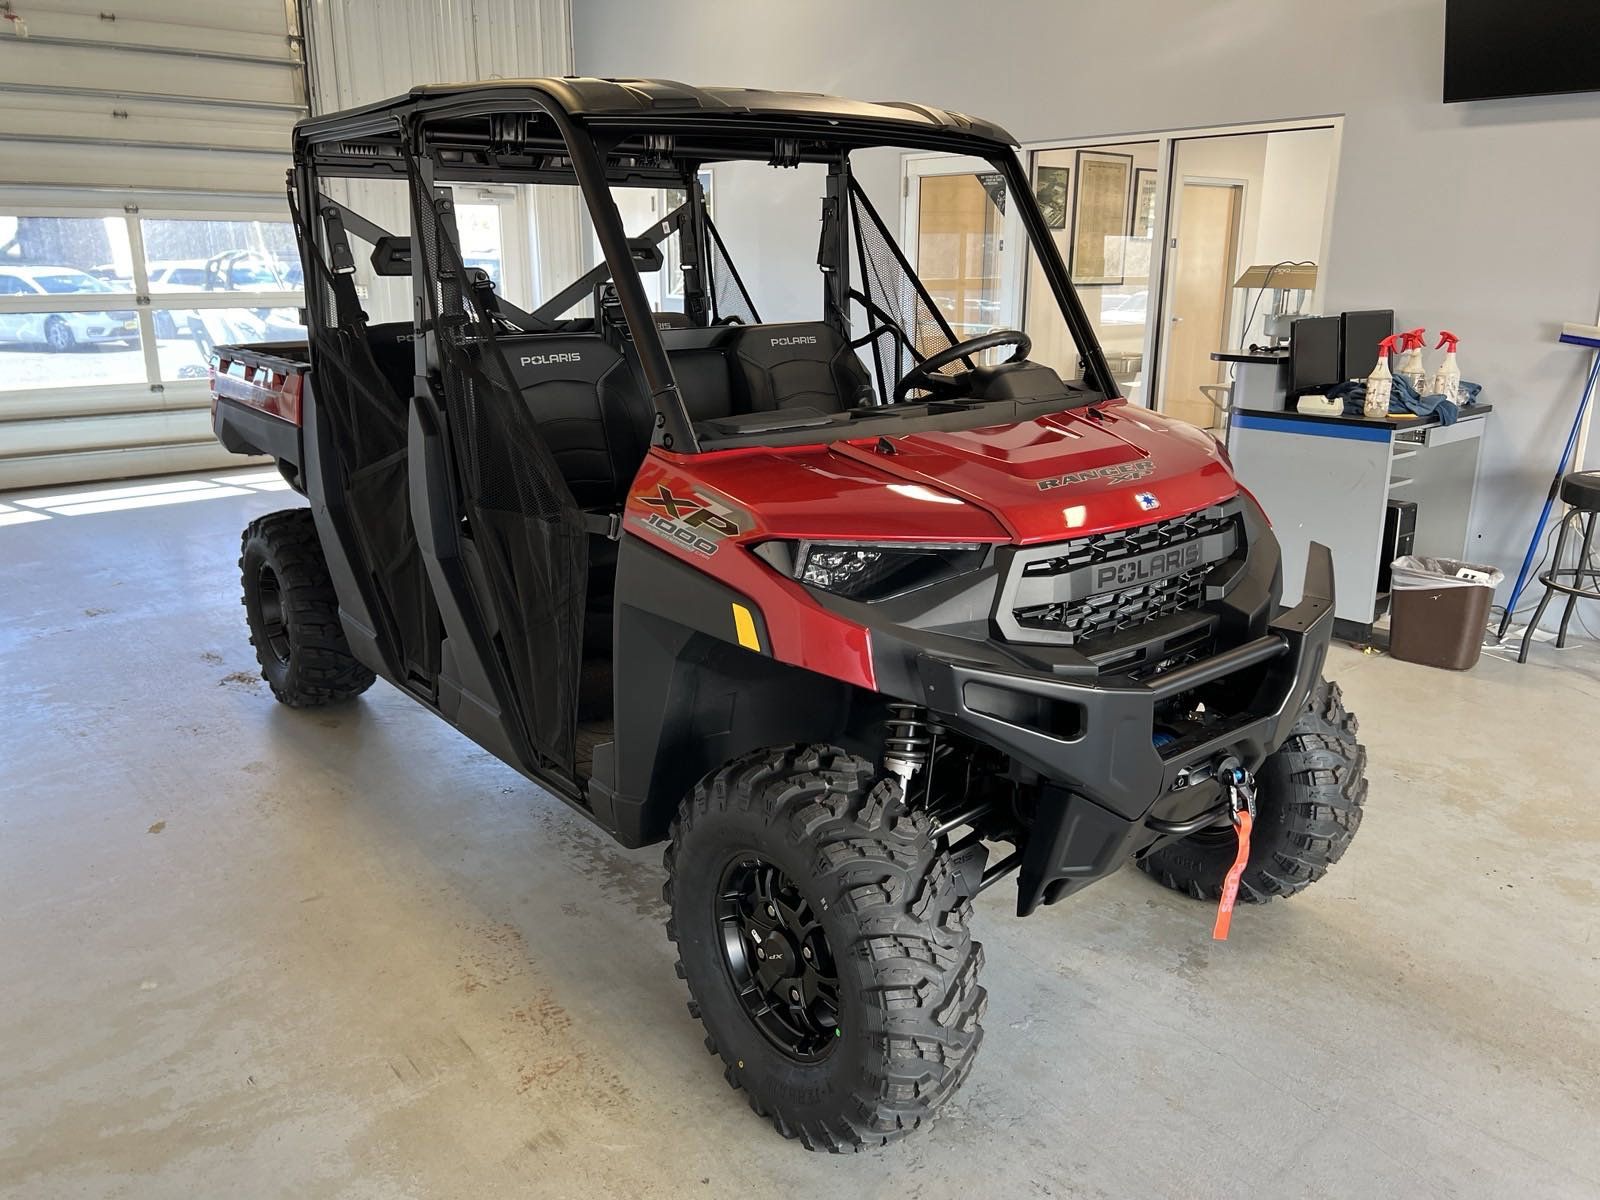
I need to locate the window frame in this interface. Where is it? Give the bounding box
[900,115,1344,417]
[0,189,305,419]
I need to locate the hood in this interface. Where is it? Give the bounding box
[678,401,1238,548]
[828,402,1238,543]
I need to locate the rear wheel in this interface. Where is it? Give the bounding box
[665,745,986,1151]
[240,508,375,707]
[1138,677,1367,901]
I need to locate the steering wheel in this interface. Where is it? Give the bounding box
[893,329,1032,402]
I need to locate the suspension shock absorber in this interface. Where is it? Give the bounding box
[882,702,933,791]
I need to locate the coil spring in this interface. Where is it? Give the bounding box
[882,702,933,781]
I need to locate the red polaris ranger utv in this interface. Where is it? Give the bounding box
[211,78,1366,1150]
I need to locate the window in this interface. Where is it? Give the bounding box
[140,219,300,292]
[0,207,305,396]
[0,214,143,392]
[1024,140,1160,403]
[156,306,304,382]
[0,214,134,281]
[0,205,306,396]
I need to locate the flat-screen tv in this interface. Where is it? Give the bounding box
[1445,1,1600,103]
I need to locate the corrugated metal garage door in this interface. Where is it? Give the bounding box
[0,0,307,488]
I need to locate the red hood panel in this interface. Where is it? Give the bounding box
[830,402,1238,542]
[663,444,1012,543]
[651,401,1238,547]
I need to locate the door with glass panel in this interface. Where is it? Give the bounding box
[903,155,1023,361]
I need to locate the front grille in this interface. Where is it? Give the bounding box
[1015,563,1211,641]
[1011,507,1237,645]
[1019,508,1236,577]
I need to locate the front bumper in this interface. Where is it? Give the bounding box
[914,543,1335,914]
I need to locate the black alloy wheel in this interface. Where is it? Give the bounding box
[254,563,292,664]
[715,855,840,1061]
[665,745,987,1150]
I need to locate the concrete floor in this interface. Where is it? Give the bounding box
[2,473,1598,1200]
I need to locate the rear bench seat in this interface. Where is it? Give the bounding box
[496,320,872,501]
[399,319,873,514]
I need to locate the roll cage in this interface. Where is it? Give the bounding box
[290,77,1118,456]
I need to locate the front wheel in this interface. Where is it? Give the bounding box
[44,317,75,353]
[665,745,986,1151]
[1138,677,1367,901]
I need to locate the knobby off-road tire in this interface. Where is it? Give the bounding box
[665,745,986,1151]
[240,508,375,707]
[1139,677,1367,902]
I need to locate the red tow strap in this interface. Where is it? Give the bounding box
[1211,810,1253,941]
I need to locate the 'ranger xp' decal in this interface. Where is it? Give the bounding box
[633,483,746,557]
[1037,459,1155,492]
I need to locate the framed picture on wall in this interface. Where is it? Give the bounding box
[1130,168,1159,239]
[1033,164,1069,230]
[1070,149,1133,286]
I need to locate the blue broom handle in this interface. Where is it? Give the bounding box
[1504,350,1600,620]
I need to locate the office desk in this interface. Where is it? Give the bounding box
[1227,405,1493,633]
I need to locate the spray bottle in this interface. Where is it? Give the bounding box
[1364,335,1398,418]
[1430,330,1461,403]
[1397,327,1428,392]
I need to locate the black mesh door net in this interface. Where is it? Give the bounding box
[406,155,587,773]
[291,189,440,689]
[846,177,963,401]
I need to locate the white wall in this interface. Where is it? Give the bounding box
[573,0,1600,596]
[1255,129,1335,267]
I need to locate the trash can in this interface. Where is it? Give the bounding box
[1388,557,1505,670]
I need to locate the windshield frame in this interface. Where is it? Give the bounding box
[561,115,1116,454]
[297,86,1118,455]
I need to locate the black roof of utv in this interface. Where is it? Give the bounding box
[294,76,1019,157]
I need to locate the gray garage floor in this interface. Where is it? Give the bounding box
[2,474,1598,1199]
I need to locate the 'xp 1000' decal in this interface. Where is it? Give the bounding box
[633,483,746,557]
[1037,459,1155,492]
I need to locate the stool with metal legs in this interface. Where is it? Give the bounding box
[1518,471,1600,663]
[1198,383,1234,437]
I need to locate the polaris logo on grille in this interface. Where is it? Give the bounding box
[520,352,582,366]
[770,335,817,347]
[1096,543,1202,590]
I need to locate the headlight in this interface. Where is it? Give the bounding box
[758,540,989,601]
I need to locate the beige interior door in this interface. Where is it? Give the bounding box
[1162,183,1241,428]
[914,174,1002,355]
